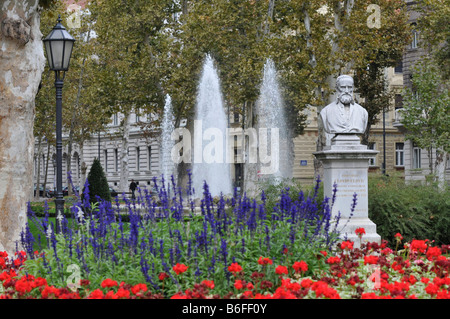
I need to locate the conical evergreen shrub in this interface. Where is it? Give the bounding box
[83,158,111,203]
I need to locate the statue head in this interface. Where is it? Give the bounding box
[336,75,355,105]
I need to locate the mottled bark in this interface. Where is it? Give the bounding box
[0,1,45,254]
[119,113,131,193]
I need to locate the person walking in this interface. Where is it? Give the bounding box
[129,179,137,200]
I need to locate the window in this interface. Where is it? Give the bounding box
[413,143,421,169]
[136,147,140,171]
[114,149,119,171]
[234,111,240,123]
[104,150,108,172]
[113,113,119,126]
[411,24,418,49]
[395,94,403,109]
[394,60,403,73]
[368,142,376,166]
[395,143,404,166]
[148,146,152,170]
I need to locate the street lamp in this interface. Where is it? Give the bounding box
[43,15,75,233]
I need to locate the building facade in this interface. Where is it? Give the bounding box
[393,0,450,184]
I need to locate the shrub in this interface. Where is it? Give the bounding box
[368,175,450,245]
[83,158,111,203]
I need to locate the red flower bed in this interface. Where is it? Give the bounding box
[1,231,449,299]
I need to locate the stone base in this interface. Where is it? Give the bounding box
[337,217,381,247]
[314,134,381,248]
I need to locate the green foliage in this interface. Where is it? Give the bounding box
[368,175,450,246]
[415,0,450,80]
[402,58,450,154]
[257,177,323,214]
[83,158,111,203]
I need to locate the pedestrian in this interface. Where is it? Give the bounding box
[129,179,137,200]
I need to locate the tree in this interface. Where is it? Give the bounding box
[83,158,111,203]
[88,0,171,192]
[325,0,410,145]
[402,58,449,189]
[0,1,46,254]
[415,0,450,80]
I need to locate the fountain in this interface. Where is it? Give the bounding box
[160,94,177,185]
[192,55,232,197]
[245,58,292,192]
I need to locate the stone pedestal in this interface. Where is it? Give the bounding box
[314,134,381,246]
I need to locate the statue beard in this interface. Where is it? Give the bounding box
[338,93,354,105]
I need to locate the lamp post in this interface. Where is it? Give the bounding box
[43,15,75,233]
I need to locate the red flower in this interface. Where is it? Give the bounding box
[410,239,427,253]
[14,278,33,294]
[326,256,341,264]
[158,272,169,281]
[258,256,273,265]
[425,283,439,296]
[394,233,403,240]
[292,261,308,273]
[115,288,130,299]
[364,255,379,265]
[275,265,288,275]
[101,278,118,288]
[234,280,244,290]
[201,280,215,289]
[89,289,104,299]
[171,292,188,299]
[301,278,313,289]
[131,283,147,295]
[340,240,354,250]
[355,228,366,237]
[34,277,48,288]
[228,262,243,273]
[41,285,60,299]
[426,246,442,260]
[173,263,188,275]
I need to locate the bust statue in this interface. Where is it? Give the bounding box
[320,75,368,136]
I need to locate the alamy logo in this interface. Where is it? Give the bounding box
[66,264,81,292]
[367,4,381,29]
[66,4,82,29]
[169,120,280,174]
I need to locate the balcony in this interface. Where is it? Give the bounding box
[393,108,406,132]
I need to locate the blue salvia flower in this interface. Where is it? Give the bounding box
[140,255,159,290]
[220,238,228,265]
[82,179,91,211]
[351,193,358,214]
[20,224,35,259]
[246,199,257,232]
[169,247,174,265]
[41,251,52,276]
[331,182,338,207]
[264,225,271,252]
[159,239,165,261]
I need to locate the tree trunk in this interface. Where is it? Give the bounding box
[79,141,87,190]
[0,2,45,254]
[42,143,51,198]
[34,138,42,201]
[119,113,131,193]
[435,149,447,191]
